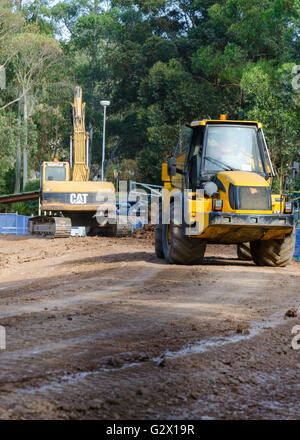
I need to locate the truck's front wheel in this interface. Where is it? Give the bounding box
[162,203,206,265]
[250,227,296,267]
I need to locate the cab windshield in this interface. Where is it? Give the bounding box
[45,166,66,181]
[203,125,264,175]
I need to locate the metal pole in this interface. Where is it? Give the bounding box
[69,137,73,168]
[101,106,106,181]
[86,137,89,168]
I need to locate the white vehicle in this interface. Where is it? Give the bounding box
[70,226,86,237]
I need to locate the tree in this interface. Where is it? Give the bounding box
[10,26,62,189]
[241,62,300,191]
[0,0,297,194]
[0,110,18,192]
[0,0,22,56]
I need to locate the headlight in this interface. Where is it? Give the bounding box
[284,201,292,214]
[213,199,223,211]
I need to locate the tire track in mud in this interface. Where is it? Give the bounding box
[0,236,299,419]
[0,261,168,388]
[3,313,300,420]
[0,264,163,319]
[6,311,291,394]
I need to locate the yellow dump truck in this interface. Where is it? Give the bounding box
[156,116,295,266]
[28,87,117,237]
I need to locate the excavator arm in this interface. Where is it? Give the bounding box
[70,86,90,182]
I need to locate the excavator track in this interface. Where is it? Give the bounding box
[28,216,72,238]
[86,216,133,237]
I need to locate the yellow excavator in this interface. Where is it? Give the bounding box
[28,86,117,238]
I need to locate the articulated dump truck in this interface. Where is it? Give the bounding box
[156,116,295,267]
[28,87,129,238]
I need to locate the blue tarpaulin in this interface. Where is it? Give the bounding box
[294,228,300,260]
[0,213,29,235]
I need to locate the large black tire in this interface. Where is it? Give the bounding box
[250,227,296,267]
[162,202,206,265]
[155,203,164,258]
[237,243,252,261]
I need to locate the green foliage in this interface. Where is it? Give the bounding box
[10,201,31,216]
[241,61,300,189]
[23,179,40,214]
[0,0,299,191]
[0,179,40,215]
[0,112,18,189]
[24,179,40,192]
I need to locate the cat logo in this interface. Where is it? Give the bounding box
[70,193,88,204]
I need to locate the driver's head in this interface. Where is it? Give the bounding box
[223,140,239,155]
[216,143,235,157]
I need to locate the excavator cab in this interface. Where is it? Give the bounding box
[43,162,69,183]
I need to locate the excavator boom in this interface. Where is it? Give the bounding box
[70,86,90,182]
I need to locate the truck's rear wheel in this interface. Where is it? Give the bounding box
[237,243,252,261]
[162,203,206,265]
[250,227,295,267]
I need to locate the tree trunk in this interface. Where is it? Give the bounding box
[36,0,41,25]
[93,0,100,14]
[16,0,22,11]
[22,92,28,190]
[14,98,21,193]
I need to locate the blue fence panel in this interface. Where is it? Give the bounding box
[0,214,29,235]
[16,215,29,235]
[294,228,300,259]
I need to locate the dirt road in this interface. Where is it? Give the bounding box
[0,234,299,419]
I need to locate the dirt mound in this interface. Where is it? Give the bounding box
[133,224,155,241]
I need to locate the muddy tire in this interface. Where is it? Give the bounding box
[237,243,252,261]
[162,202,206,265]
[155,203,164,258]
[250,227,296,267]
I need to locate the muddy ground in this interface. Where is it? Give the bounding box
[0,233,299,420]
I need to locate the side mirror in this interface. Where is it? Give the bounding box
[167,156,177,177]
[191,155,201,192]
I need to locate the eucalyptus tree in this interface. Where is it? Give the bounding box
[10,26,62,189]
